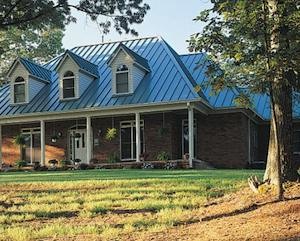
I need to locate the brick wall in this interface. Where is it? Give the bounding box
[197,112,249,168]
[1,111,264,168]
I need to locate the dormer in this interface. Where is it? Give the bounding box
[55,50,98,101]
[107,44,150,96]
[7,58,52,105]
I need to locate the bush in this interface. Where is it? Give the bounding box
[60,159,71,167]
[78,163,90,170]
[107,152,120,163]
[156,151,169,161]
[15,160,27,168]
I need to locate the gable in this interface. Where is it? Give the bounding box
[57,55,79,76]
[8,62,28,82]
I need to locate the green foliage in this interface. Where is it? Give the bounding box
[13,134,26,146]
[105,128,118,141]
[189,0,300,106]
[156,151,169,161]
[0,27,64,83]
[0,1,150,35]
[15,160,27,168]
[107,152,120,163]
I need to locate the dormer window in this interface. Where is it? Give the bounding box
[116,64,129,94]
[62,71,75,99]
[13,76,26,103]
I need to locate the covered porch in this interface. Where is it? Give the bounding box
[0,102,209,168]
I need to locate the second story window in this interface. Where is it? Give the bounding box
[116,64,129,94]
[62,71,75,99]
[13,76,26,103]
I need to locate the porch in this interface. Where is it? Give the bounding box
[0,102,206,168]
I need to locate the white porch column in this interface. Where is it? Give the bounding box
[0,125,2,168]
[86,116,92,164]
[135,112,141,162]
[188,106,194,168]
[40,120,45,166]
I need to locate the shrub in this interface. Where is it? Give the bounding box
[15,160,27,168]
[60,160,71,167]
[156,151,169,161]
[13,134,26,146]
[78,163,90,170]
[107,152,120,163]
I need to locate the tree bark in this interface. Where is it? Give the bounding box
[264,0,299,188]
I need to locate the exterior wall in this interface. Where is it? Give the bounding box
[2,125,21,165]
[78,72,93,96]
[257,124,269,162]
[132,64,146,91]
[197,112,249,168]
[28,77,46,101]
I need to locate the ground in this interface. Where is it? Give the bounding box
[0,169,299,241]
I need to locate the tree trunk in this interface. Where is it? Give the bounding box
[263,0,299,193]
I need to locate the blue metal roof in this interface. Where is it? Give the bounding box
[180,53,300,120]
[0,36,206,117]
[108,43,151,72]
[59,50,99,77]
[19,58,52,82]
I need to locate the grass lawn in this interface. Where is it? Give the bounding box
[0,169,262,241]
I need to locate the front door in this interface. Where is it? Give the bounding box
[69,129,87,163]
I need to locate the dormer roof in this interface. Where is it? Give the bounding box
[107,43,150,72]
[7,58,52,83]
[56,50,99,77]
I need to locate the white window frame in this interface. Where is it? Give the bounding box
[61,71,77,100]
[12,76,28,104]
[21,127,41,164]
[115,65,130,95]
[120,120,144,161]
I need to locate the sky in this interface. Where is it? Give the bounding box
[63,0,212,54]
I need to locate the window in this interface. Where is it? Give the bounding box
[21,128,41,164]
[116,64,129,94]
[293,130,300,153]
[13,76,26,103]
[62,71,75,99]
[120,120,144,160]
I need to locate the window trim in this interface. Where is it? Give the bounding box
[60,71,78,100]
[12,76,28,104]
[113,64,132,96]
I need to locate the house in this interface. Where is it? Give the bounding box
[0,36,298,169]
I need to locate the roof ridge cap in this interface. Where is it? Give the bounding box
[71,35,160,49]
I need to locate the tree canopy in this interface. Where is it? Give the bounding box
[0,0,150,35]
[0,26,64,82]
[189,0,300,195]
[189,0,299,100]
